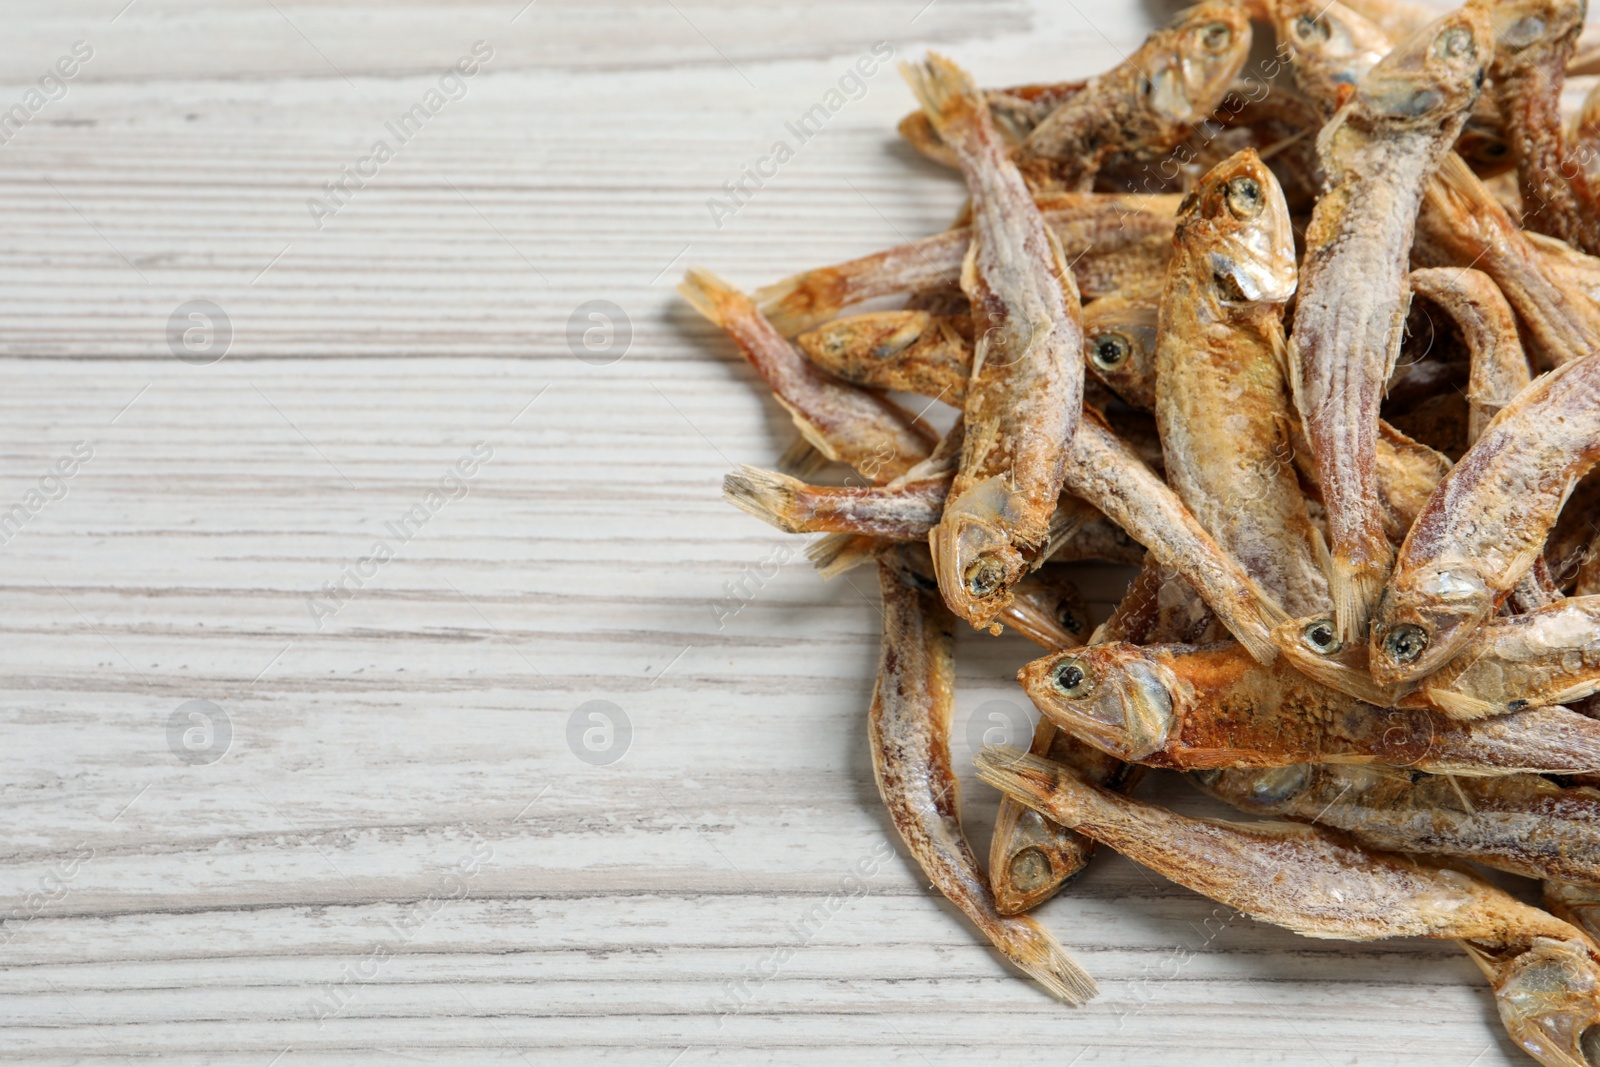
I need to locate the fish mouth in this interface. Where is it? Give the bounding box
[1472,938,1600,1067]
[1018,650,1173,761]
[1209,250,1297,305]
[929,499,1027,629]
[1368,569,1492,685]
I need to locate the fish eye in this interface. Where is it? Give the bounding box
[1057,603,1084,635]
[1475,140,1509,161]
[1200,22,1232,53]
[1051,660,1093,699]
[1225,176,1263,218]
[1090,332,1132,370]
[1501,16,1547,50]
[1381,624,1430,664]
[1302,619,1342,655]
[964,558,1005,598]
[1579,1023,1600,1067]
[1292,14,1330,43]
[1007,846,1054,893]
[1432,26,1476,61]
[1248,764,1312,804]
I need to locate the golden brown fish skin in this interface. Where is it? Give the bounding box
[1372,354,1600,686]
[977,746,1600,1067]
[871,547,1097,1003]
[1155,149,1327,618]
[797,311,973,406]
[1192,762,1600,885]
[904,55,1086,632]
[1415,153,1600,369]
[1570,78,1600,191]
[1018,640,1600,774]
[755,194,1181,338]
[1387,597,1600,720]
[1288,8,1493,644]
[678,269,935,482]
[1406,268,1532,447]
[1061,412,1290,663]
[1017,3,1252,192]
[1471,0,1598,253]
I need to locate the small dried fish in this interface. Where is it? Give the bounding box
[1015,2,1252,192]
[1416,152,1600,369]
[1017,640,1600,774]
[1388,597,1600,720]
[1472,0,1597,253]
[1190,763,1600,886]
[755,194,1180,338]
[899,80,1085,167]
[1371,353,1600,686]
[1154,149,1326,617]
[872,546,1096,1002]
[678,269,935,482]
[1407,268,1530,446]
[1287,8,1492,643]
[903,54,1085,631]
[976,746,1600,1067]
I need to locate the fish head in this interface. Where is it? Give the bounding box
[1143,3,1253,124]
[1016,643,1177,761]
[1473,0,1587,77]
[1368,561,1494,686]
[1082,295,1160,409]
[795,310,933,368]
[1271,614,1414,705]
[1356,7,1493,126]
[1177,148,1297,306]
[1470,937,1600,1067]
[929,479,1030,630]
[1273,0,1392,90]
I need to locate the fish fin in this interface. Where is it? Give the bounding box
[678,266,740,325]
[722,465,808,534]
[999,916,1099,1005]
[777,436,830,479]
[1424,687,1500,721]
[807,533,878,579]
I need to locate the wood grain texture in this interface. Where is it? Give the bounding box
[0,1,1567,1064]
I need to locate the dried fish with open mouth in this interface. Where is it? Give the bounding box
[977,746,1600,1067]
[1154,149,1327,617]
[1287,7,1492,643]
[871,546,1096,1002]
[1371,353,1600,686]
[1014,2,1252,192]
[901,54,1085,632]
[1017,640,1600,774]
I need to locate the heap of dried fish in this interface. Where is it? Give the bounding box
[685,5,1600,1062]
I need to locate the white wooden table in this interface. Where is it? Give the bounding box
[0,2,1573,1063]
